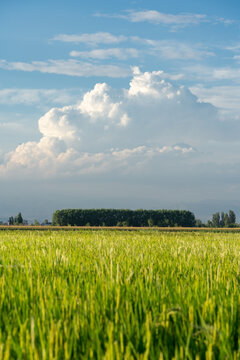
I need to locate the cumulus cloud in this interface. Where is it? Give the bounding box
[0,59,130,78]
[0,68,233,179]
[51,32,127,46]
[1,142,196,179]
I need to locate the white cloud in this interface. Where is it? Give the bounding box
[131,37,214,60]
[77,83,124,121]
[0,88,81,105]
[36,82,131,150]
[212,67,240,80]
[51,32,127,46]
[0,59,130,78]
[157,144,195,154]
[233,55,240,62]
[96,10,207,28]
[183,64,240,83]
[153,42,214,60]
[96,10,233,29]
[226,44,240,52]
[1,142,195,179]
[128,67,182,97]
[190,84,240,120]
[38,106,79,141]
[70,48,139,60]
[95,10,235,31]
[215,17,234,25]
[69,37,214,61]
[0,68,234,179]
[122,10,207,26]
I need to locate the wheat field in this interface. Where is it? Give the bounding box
[0,230,239,359]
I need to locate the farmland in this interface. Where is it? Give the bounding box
[0,230,239,359]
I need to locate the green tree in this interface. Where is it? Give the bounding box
[195,219,203,227]
[8,216,14,225]
[52,209,196,227]
[212,212,220,227]
[228,210,236,226]
[224,213,230,227]
[207,220,212,227]
[148,218,154,227]
[220,212,225,227]
[14,212,23,225]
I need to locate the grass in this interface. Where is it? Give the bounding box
[0,230,239,359]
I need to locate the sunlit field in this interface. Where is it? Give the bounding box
[0,230,239,359]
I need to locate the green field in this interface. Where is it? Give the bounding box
[0,230,239,359]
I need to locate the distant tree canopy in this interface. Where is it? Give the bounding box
[52,209,196,227]
[210,210,236,228]
[8,212,24,225]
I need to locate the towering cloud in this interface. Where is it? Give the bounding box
[0,69,232,178]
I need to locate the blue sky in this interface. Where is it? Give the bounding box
[0,0,240,222]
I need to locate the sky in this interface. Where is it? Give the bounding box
[1,0,240,222]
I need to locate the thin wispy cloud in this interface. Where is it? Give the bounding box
[51,32,127,46]
[226,44,240,52]
[191,84,240,120]
[0,88,81,105]
[214,17,234,25]
[0,59,131,78]
[95,10,208,29]
[70,48,139,60]
[184,64,240,82]
[122,10,207,26]
[233,55,240,61]
[131,37,214,60]
[95,10,233,29]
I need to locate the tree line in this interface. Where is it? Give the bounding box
[52,209,196,227]
[5,209,238,228]
[207,210,236,228]
[8,212,24,225]
[7,213,50,226]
